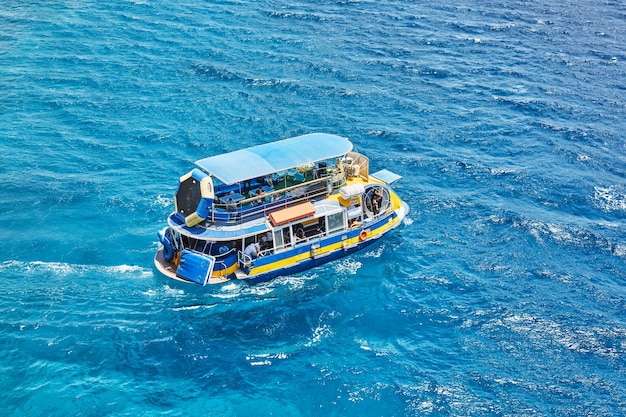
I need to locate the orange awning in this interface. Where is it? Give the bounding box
[270,202,316,226]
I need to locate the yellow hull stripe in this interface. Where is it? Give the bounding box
[210,261,238,277]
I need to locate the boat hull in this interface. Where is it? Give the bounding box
[241,232,381,284]
[154,248,234,285]
[154,202,408,285]
[155,230,380,285]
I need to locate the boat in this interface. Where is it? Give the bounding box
[154,133,409,285]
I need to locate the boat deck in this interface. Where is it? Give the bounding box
[154,249,233,285]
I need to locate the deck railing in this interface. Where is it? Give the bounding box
[209,175,333,225]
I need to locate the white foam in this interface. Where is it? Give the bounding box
[276,273,316,291]
[0,260,153,278]
[494,313,625,359]
[333,259,362,275]
[357,339,372,351]
[305,323,333,347]
[245,352,288,366]
[162,285,186,297]
[211,282,244,299]
[490,168,519,176]
[249,360,272,366]
[521,219,582,247]
[171,304,216,311]
[154,194,173,209]
[363,243,385,258]
[613,245,626,259]
[593,186,626,213]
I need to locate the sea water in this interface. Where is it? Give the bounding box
[1,0,625,415]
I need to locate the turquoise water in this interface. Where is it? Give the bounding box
[1,0,626,415]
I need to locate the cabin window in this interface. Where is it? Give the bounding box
[282,227,292,247]
[274,230,283,248]
[273,227,291,251]
[326,212,345,234]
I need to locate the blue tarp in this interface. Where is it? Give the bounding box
[195,133,353,185]
[176,250,215,286]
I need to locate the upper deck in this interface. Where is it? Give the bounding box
[173,134,374,229]
[195,133,352,185]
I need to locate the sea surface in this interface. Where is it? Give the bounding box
[1,0,625,415]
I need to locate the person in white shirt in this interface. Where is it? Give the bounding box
[244,242,260,259]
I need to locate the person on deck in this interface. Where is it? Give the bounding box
[295,227,305,242]
[244,242,261,259]
[253,188,266,205]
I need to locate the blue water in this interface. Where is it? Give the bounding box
[1,0,625,415]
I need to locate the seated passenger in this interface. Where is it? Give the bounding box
[253,188,267,205]
[261,232,273,246]
[259,239,273,256]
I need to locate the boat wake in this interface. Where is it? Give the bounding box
[333,259,362,275]
[0,260,153,279]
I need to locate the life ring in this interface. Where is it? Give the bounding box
[157,230,175,262]
[359,230,368,241]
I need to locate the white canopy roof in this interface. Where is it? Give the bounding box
[195,133,352,185]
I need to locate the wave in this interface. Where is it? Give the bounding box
[191,62,307,94]
[333,259,362,275]
[265,10,327,22]
[363,243,385,259]
[245,352,289,367]
[490,312,626,360]
[0,260,153,278]
[593,186,626,214]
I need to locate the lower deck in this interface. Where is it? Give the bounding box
[155,195,408,285]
